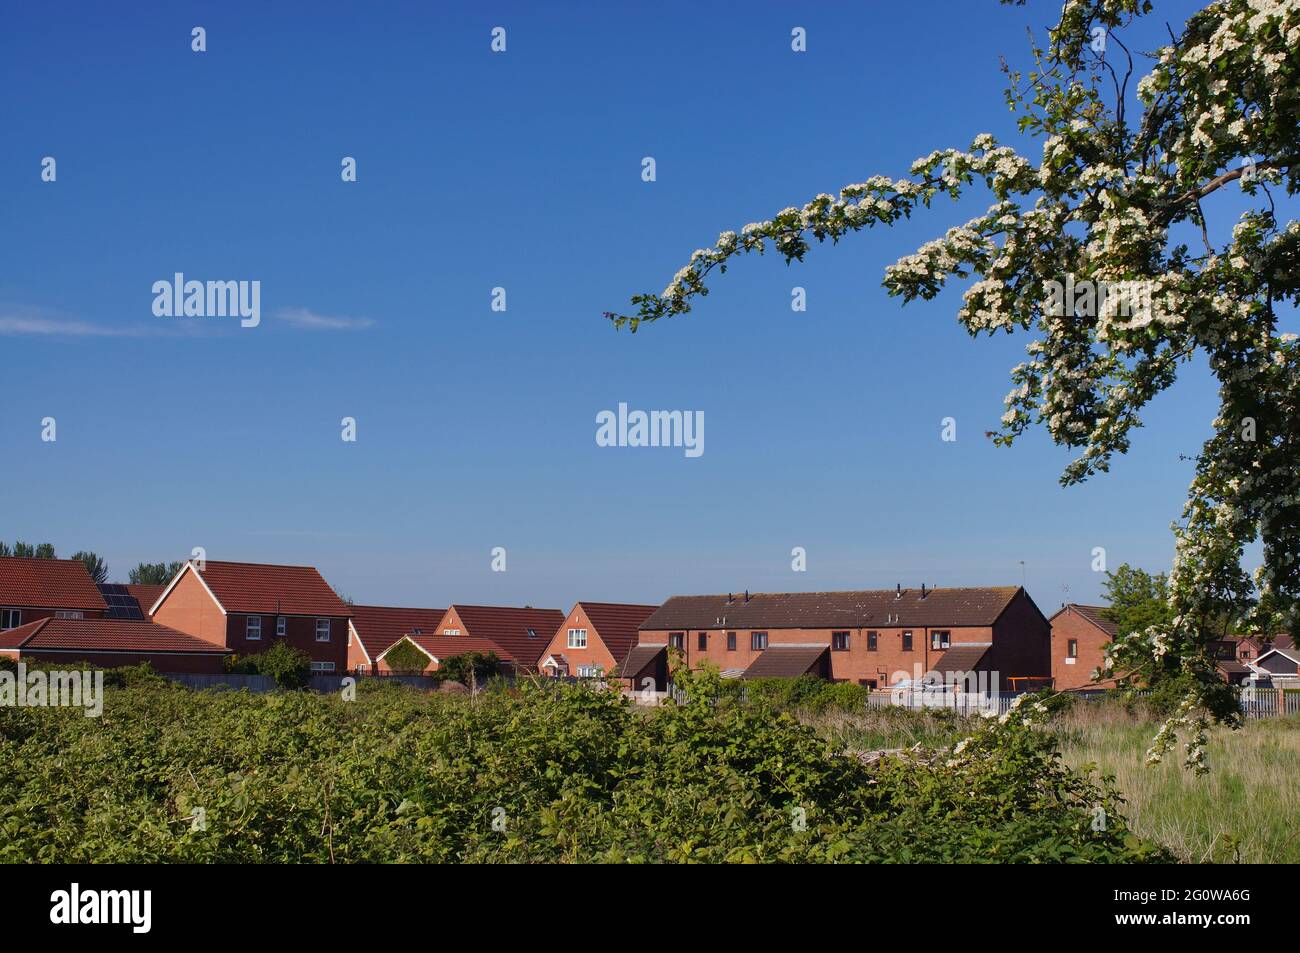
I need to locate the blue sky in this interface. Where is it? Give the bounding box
[2,0,1287,612]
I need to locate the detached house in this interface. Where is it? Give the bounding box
[434,605,566,671]
[1049,604,1121,690]
[636,585,1051,690]
[347,604,447,673]
[0,557,227,672]
[0,556,108,628]
[150,560,353,672]
[540,602,659,678]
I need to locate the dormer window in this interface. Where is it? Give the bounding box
[527,628,538,639]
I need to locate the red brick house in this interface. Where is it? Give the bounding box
[434,605,566,672]
[636,585,1051,690]
[1049,604,1120,690]
[0,617,230,673]
[347,604,447,673]
[0,556,108,629]
[150,560,352,672]
[539,602,659,678]
[373,633,514,675]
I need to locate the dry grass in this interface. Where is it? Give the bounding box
[1056,703,1300,863]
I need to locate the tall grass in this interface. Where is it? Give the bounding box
[1054,703,1300,864]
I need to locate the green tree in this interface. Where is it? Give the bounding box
[128,561,184,585]
[71,551,109,585]
[3,542,56,559]
[436,651,500,689]
[1101,564,1175,639]
[608,0,1299,769]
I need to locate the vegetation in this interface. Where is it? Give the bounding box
[224,642,313,690]
[434,651,500,688]
[719,674,872,714]
[0,541,55,558]
[129,561,185,586]
[1055,701,1300,863]
[381,639,430,674]
[0,667,1165,863]
[71,551,108,585]
[608,0,1300,766]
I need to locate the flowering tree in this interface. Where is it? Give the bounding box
[607,0,1299,770]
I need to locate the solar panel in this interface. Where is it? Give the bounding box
[99,584,145,620]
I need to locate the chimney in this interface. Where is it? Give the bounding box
[744,589,750,603]
[920,583,928,599]
[895,583,902,599]
[728,592,733,604]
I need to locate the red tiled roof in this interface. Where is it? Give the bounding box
[187,561,352,617]
[450,605,566,668]
[0,617,229,654]
[575,602,659,665]
[642,587,1023,631]
[0,557,108,612]
[1052,604,1119,638]
[349,604,447,663]
[126,584,166,615]
[406,634,514,665]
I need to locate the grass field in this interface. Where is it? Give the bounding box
[801,699,1300,864]
[1055,705,1300,864]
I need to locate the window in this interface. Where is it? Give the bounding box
[578,665,603,678]
[0,609,19,630]
[310,661,336,672]
[276,616,286,637]
[527,628,538,639]
[931,630,951,650]
[901,631,913,651]
[669,632,685,651]
[867,630,878,651]
[246,617,262,640]
[832,631,851,651]
[697,632,708,651]
[858,678,878,689]
[1067,639,1078,659]
[751,631,769,651]
[567,628,588,649]
[443,628,461,636]
[55,610,84,620]
[315,619,331,642]
[726,631,737,651]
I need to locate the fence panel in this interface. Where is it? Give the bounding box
[164,673,278,693]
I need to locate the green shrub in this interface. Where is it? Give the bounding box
[435,651,499,687]
[723,674,870,714]
[224,641,312,689]
[0,663,1169,863]
[382,639,430,674]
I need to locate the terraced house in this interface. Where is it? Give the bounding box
[635,585,1052,689]
[150,560,353,672]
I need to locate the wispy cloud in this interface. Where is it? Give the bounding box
[275,306,375,331]
[0,308,159,338]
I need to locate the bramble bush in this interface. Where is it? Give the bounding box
[0,666,1168,863]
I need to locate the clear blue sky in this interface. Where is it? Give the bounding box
[2,0,1288,611]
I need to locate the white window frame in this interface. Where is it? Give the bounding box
[310,661,336,672]
[315,618,331,642]
[931,630,951,650]
[246,616,262,640]
[55,610,84,620]
[277,616,286,637]
[0,608,20,630]
[577,665,603,678]
[567,627,587,649]
[443,628,461,636]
